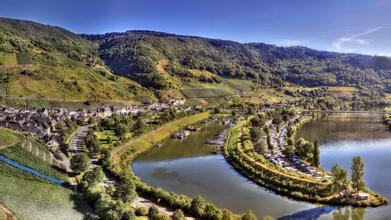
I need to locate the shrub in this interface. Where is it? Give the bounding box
[135,207,148,216]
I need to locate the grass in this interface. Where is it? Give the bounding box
[0,163,90,220]
[0,128,18,149]
[0,145,69,181]
[94,130,133,149]
[15,53,33,65]
[3,53,17,66]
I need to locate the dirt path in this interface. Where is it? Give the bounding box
[0,203,17,220]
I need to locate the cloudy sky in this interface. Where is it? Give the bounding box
[1,0,391,56]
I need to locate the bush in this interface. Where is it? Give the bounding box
[70,153,90,173]
[172,209,185,220]
[190,196,205,217]
[241,210,257,220]
[148,206,160,220]
[135,207,148,216]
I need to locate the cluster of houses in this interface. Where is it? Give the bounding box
[0,99,190,156]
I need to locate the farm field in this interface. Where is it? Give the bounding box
[0,163,89,220]
[0,128,89,219]
[0,145,69,181]
[180,88,234,98]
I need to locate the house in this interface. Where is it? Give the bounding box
[47,139,60,150]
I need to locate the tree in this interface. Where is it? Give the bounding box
[351,156,365,192]
[133,117,146,133]
[222,209,234,220]
[71,153,90,173]
[86,134,100,153]
[114,123,128,140]
[241,210,257,220]
[313,139,320,167]
[122,210,136,220]
[250,127,262,142]
[203,203,222,220]
[148,206,159,220]
[190,196,205,217]
[171,209,185,220]
[331,164,350,196]
[83,166,104,186]
[115,177,137,203]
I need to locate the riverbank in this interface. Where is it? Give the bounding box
[109,112,241,219]
[223,118,388,207]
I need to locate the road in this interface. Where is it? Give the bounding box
[69,124,95,157]
[300,109,390,115]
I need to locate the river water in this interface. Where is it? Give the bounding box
[132,114,391,219]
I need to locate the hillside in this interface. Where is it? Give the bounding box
[0,18,154,106]
[84,31,391,96]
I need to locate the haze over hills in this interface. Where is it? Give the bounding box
[0,17,390,106]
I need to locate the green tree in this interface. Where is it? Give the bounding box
[114,123,128,140]
[331,164,350,196]
[82,166,104,186]
[134,117,146,133]
[242,210,257,220]
[351,156,365,192]
[190,196,206,217]
[70,153,90,173]
[313,139,320,167]
[148,206,159,220]
[86,133,100,153]
[203,203,222,220]
[115,177,137,203]
[222,209,234,220]
[250,127,263,142]
[122,210,136,220]
[171,209,185,220]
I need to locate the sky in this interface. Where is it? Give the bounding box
[1,0,391,56]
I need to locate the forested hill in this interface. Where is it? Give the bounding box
[83,31,391,94]
[0,17,153,103]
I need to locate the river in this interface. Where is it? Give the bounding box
[132,114,391,219]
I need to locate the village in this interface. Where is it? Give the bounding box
[0,99,193,161]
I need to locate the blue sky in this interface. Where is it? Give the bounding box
[1,0,391,56]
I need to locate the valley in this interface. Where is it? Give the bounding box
[0,16,391,220]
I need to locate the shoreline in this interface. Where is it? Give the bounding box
[223,119,388,207]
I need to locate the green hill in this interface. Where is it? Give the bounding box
[84,31,391,96]
[1,17,389,106]
[0,17,154,106]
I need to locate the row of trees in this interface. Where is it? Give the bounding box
[331,156,366,196]
[383,114,391,131]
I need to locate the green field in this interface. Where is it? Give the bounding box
[180,88,234,98]
[0,145,68,181]
[0,128,18,149]
[0,128,89,219]
[15,53,33,65]
[95,130,129,148]
[0,163,89,220]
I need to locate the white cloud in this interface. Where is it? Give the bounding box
[332,27,383,51]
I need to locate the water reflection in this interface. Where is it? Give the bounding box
[331,207,366,220]
[278,206,335,220]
